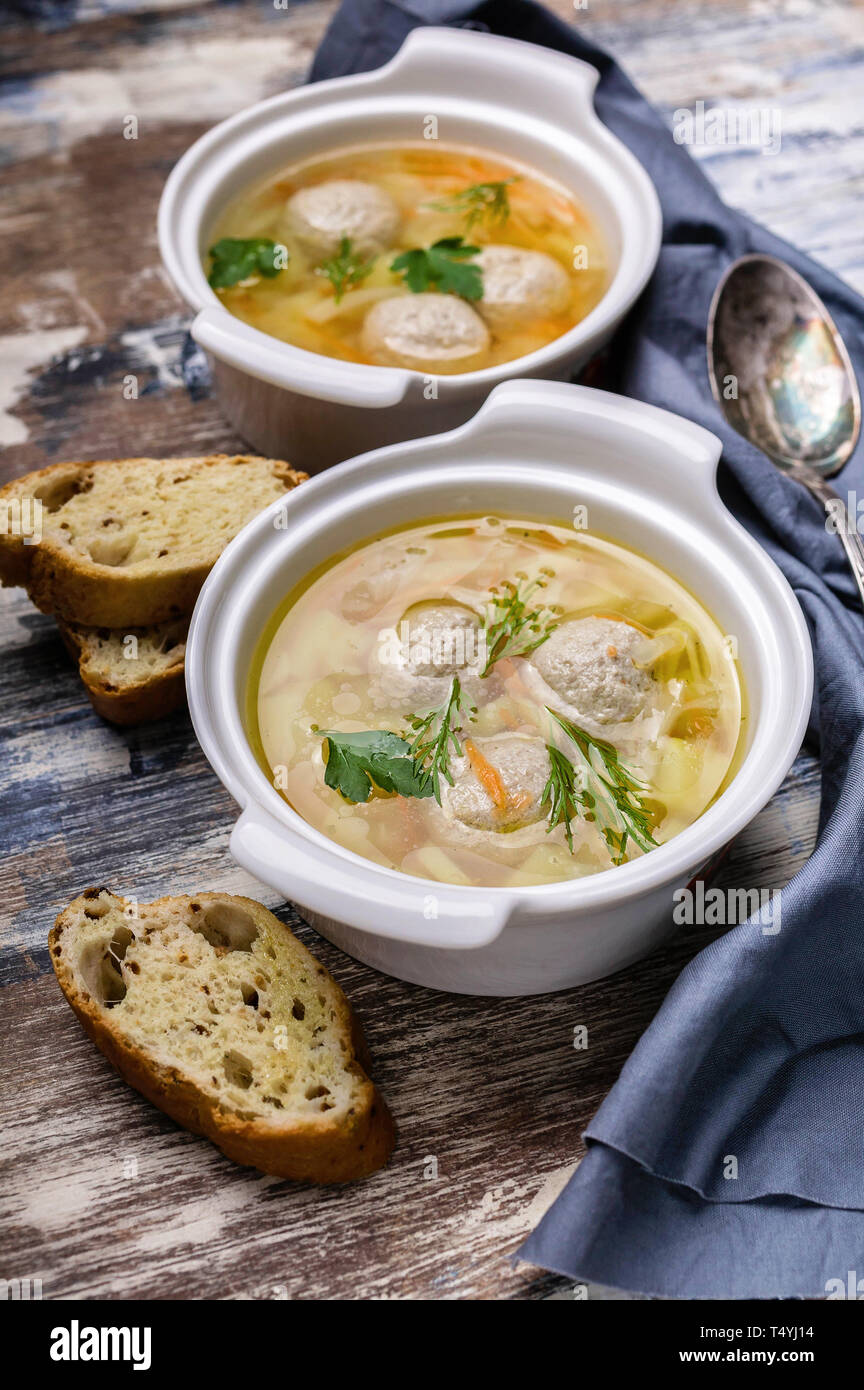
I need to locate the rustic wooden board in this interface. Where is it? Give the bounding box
[0,0,855,1300]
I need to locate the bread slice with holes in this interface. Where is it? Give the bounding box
[57,617,189,725]
[0,454,306,627]
[50,890,395,1183]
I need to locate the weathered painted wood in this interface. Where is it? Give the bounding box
[0,0,850,1299]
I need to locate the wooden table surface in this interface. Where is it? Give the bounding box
[1,0,858,1301]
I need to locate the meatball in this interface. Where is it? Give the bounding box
[361,293,490,372]
[371,601,483,710]
[444,735,550,832]
[531,617,653,725]
[284,180,400,261]
[475,245,570,331]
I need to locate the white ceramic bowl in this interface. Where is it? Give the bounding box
[186,380,813,996]
[158,27,661,472]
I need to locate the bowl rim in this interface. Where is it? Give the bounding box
[186,380,815,917]
[157,26,663,401]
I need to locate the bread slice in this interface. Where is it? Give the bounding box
[0,454,306,626]
[57,617,189,725]
[50,890,395,1183]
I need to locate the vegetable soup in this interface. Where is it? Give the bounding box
[206,144,608,372]
[249,516,743,888]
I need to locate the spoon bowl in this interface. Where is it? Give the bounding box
[708,254,860,476]
[708,253,864,608]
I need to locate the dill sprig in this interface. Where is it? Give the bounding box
[541,742,583,853]
[425,179,518,232]
[318,237,375,303]
[480,573,559,676]
[405,676,474,803]
[542,709,658,865]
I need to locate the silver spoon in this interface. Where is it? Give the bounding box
[707,253,864,606]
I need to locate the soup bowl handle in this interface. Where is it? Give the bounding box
[229,803,512,951]
[385,26,600,128]
[192,306,411,408]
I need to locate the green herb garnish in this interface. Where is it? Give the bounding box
[405,676,474,803]
[316,677,473,807]
[479,574,559,676]
[319,237,375,303]
[425,179,518,232]
[316,728,432,804]
[390,237,483,300]
[541,741,585,854]
[542,709,658,864]
[207,238,288,290]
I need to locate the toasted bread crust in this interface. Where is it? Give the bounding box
[50,891,395,1183]
[0,455,306,626]
[57,621,188,726]
[29,559,201,629]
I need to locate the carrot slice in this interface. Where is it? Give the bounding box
[464,739,510,811]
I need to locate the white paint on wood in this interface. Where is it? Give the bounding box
[0,35,306,162]
[0,326,88,445]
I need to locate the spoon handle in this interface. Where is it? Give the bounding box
[796,471,864,610]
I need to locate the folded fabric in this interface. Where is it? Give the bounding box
[311,0,864,1297]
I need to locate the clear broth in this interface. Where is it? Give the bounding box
[208,144,608,371]
[249,516,744,888]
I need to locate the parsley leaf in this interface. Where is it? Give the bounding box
[426,179,517,232]
[318,237,375,303]
[316,728,433,804]
[390,237,483,301]
[207,238,288,290]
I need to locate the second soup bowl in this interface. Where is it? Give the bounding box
[185,381,813,996]
[158,27,661,471]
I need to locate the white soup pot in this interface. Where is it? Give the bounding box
[158,27,662,471]
[185,381,813,996]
